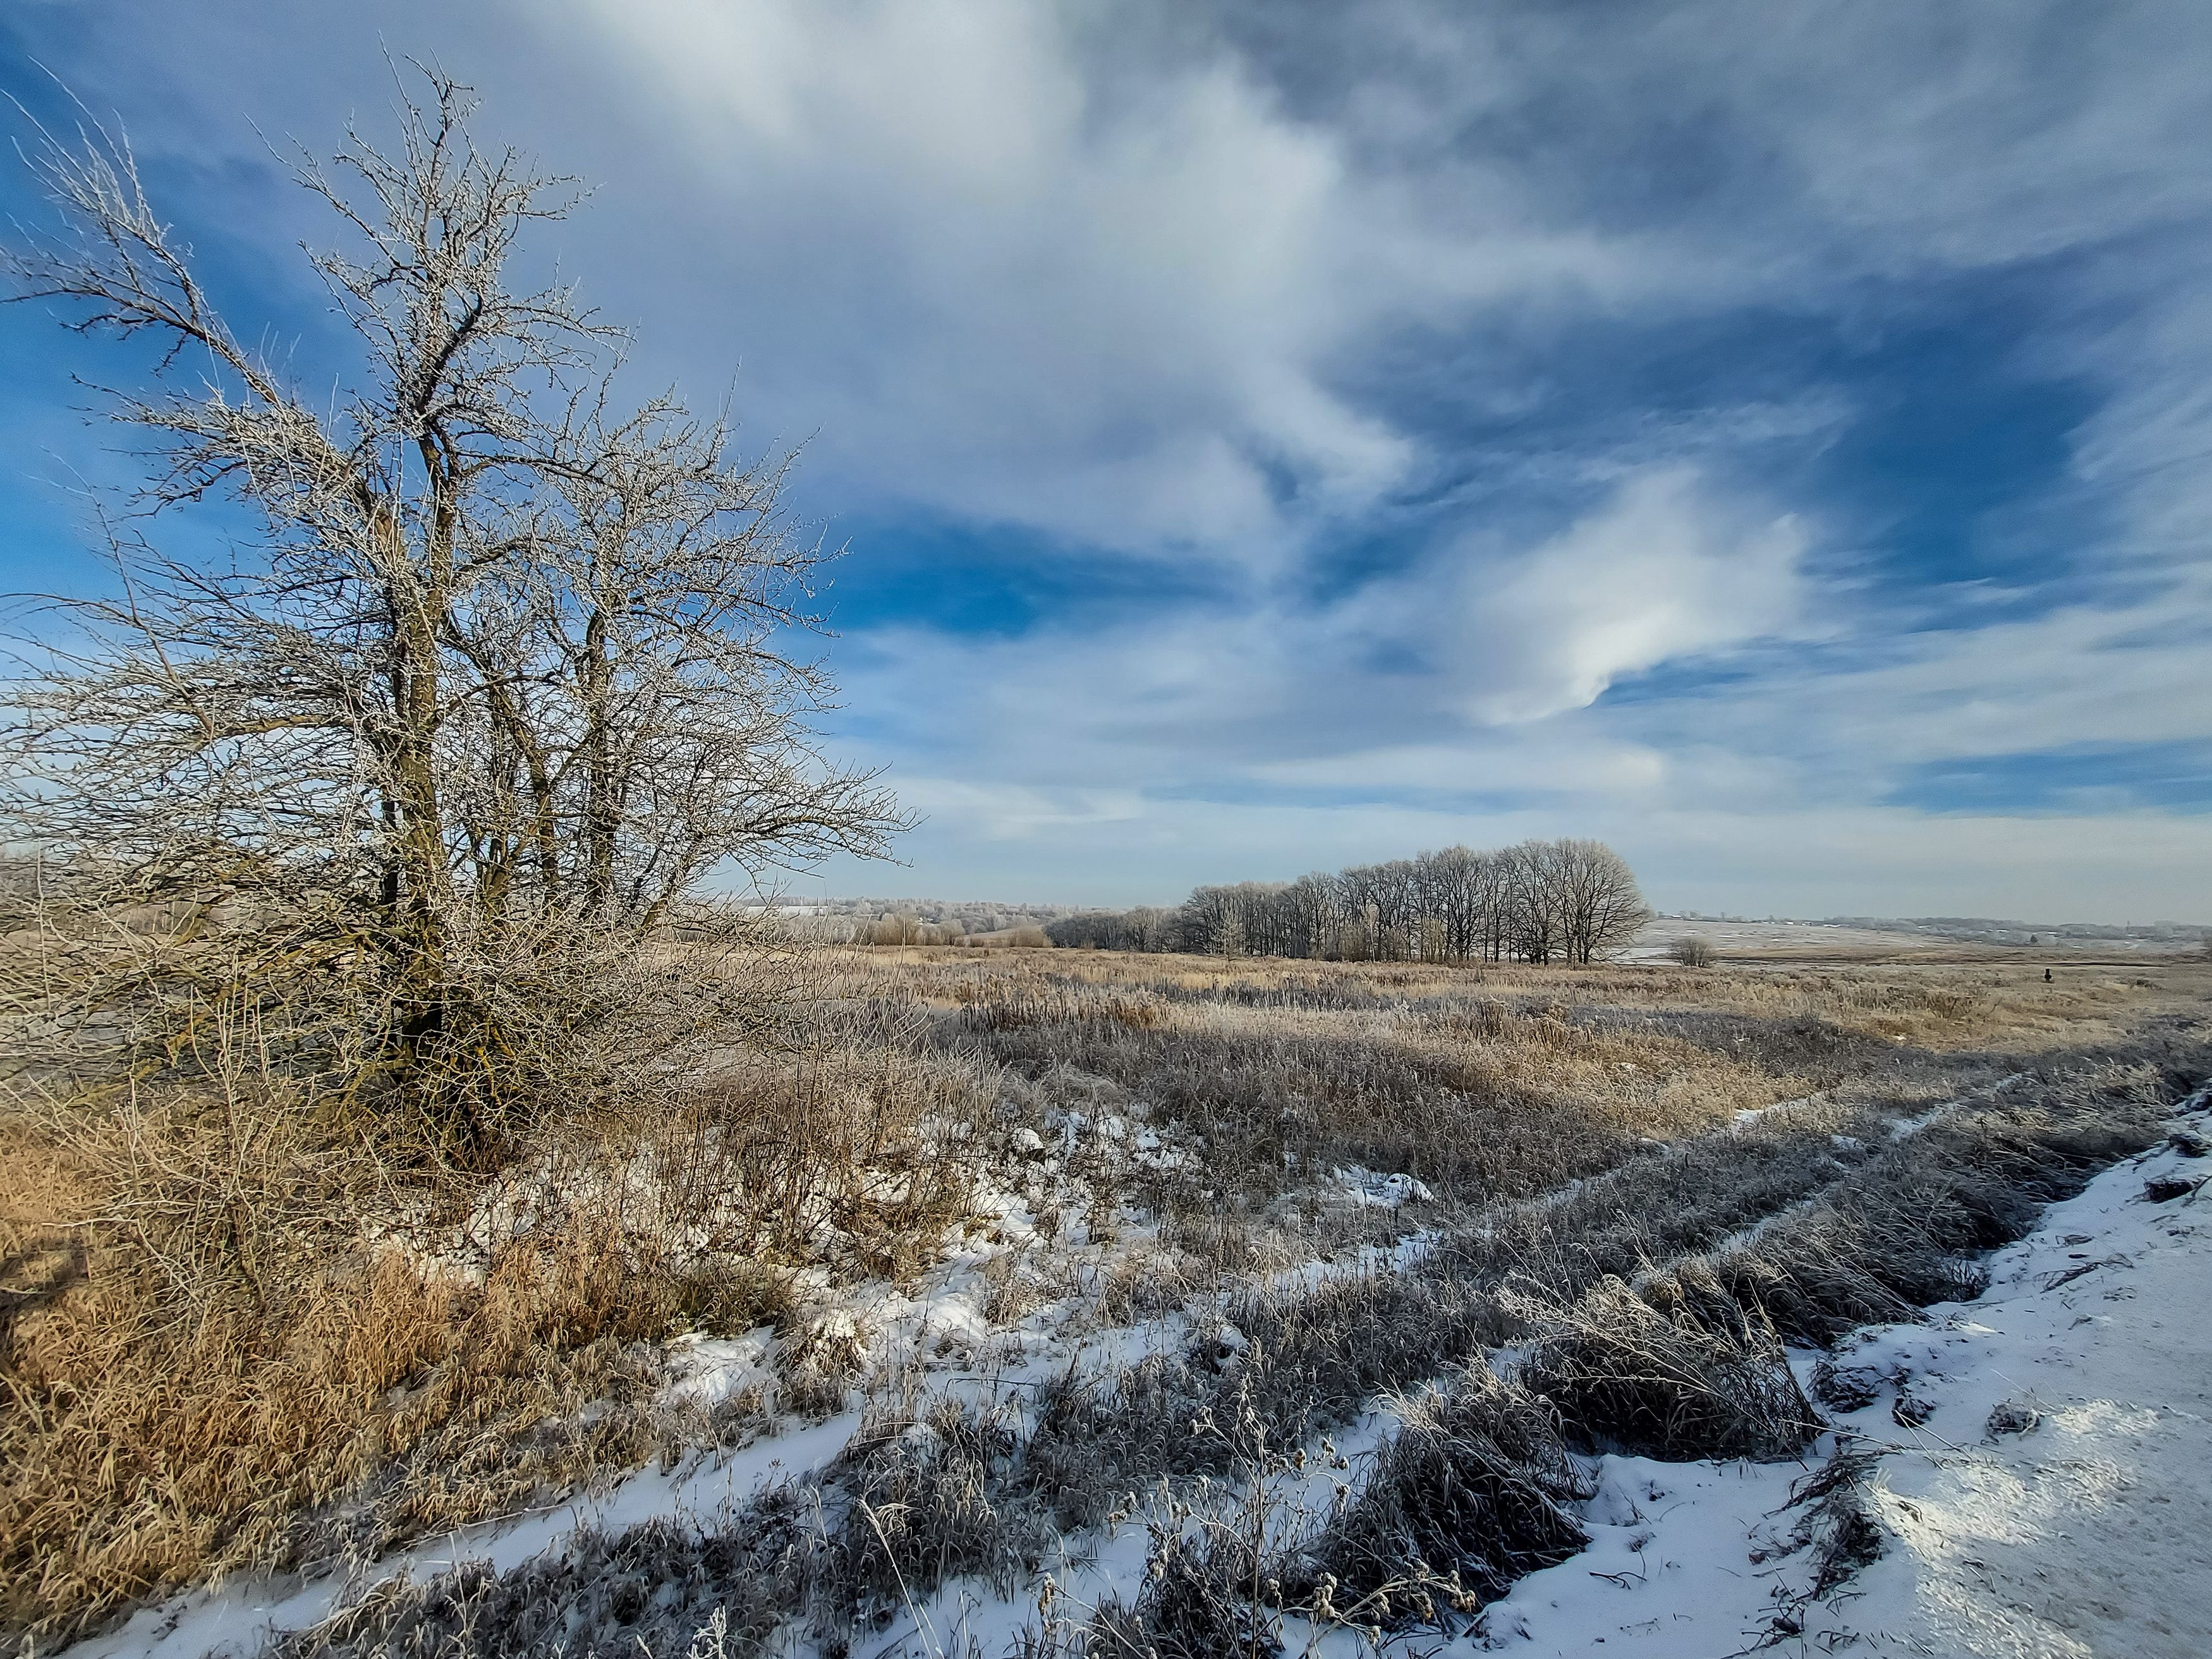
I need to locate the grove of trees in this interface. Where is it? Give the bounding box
[1046,839,1650,965]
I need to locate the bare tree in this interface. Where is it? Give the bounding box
[2,71,904,1160]
[1550,838,1653,964]
[1157,837,1648,967]
[1045,904,1174,952]
[1504,841,1563,964]
[1670,935,1718,968]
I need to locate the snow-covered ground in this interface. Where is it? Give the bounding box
[60,1098,1284,1659]
[1476,1091,2212,1658]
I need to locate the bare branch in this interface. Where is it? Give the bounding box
[3,66,906,1155]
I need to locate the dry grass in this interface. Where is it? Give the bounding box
[867,952,1827,1206]
[0,1006,990,1648]
[1290,1359,1594,1630]
[237,1028,2205,1659]
[1509,1275,1820,1461]
[847,943,2203,1054]
[4,1225,669,1630]
[5,938,2204,1650]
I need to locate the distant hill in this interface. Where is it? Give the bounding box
[775,894,2211,953]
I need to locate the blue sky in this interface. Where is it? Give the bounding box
[4,0,2210,918]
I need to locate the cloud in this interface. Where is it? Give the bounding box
[1441,468,1808,722]
[1249,738,1672,798]
[533,0,1683,561]
[1283,0,2212,278]
[892,778,1147,841]
[542,0,1402,556]
[829,465,1811,812]
[6,0,2212,917]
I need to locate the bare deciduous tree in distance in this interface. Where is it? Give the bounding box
[1055,838,1653,966]
[1670,935,1720,968]
[1549,837,1653,966]
[2,70,906,1162]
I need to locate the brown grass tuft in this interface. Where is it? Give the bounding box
[0,999,990,1646]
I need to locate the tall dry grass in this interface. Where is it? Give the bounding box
[842,942,2195,1055]
[846,951,1818,1205]
[261,1042,2204,1659]
[0,978,990,1648]
[6,935,2201,1648]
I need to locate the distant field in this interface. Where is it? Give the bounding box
[1628,916,2207,962]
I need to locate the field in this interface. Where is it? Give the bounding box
[8,942,2211,1658]
[1622,916,2205,963]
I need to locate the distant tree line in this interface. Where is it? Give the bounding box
[1046,839,1650,965]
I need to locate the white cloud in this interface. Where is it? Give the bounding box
[542,0,1392,554]
[834,466,1809,787]
[536,0,1672,561]
[1249,737,1671,797]
[1444,468,1808,722]
[892,778,1147,841]
[1830,600,2212,763]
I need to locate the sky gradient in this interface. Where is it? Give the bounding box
[4,1,2209,918]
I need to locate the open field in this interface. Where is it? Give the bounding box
[7,944,2210,1658]
[1626,916,2209,964]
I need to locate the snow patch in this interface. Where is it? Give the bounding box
[1332,1165,1436,1208]
[1479,1089,2212,1657]
[661,1328,776,1409]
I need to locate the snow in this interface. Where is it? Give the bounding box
[1333,1164,1438,1207]
[60,1088,2212,1659]
[914,1289,992,1354]
[1470,1457,1816,1653]
[1624,918,2203,961]
[1476,1089,2212,1658]
[59,1133,1182,1659]
[661,1328,777,1408]
[66,1410,866,1659]
[708,1087,2212,1659]
[1732,1092,1817,1127]
[871,1412,1410,1659]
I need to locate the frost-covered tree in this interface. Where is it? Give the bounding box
[3,71,904,1158]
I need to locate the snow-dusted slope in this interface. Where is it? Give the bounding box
[1480,1096,2212,1658]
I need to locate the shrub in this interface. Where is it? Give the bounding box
[1291,1360,1592,1630]
[1509,1275,1819,1461]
